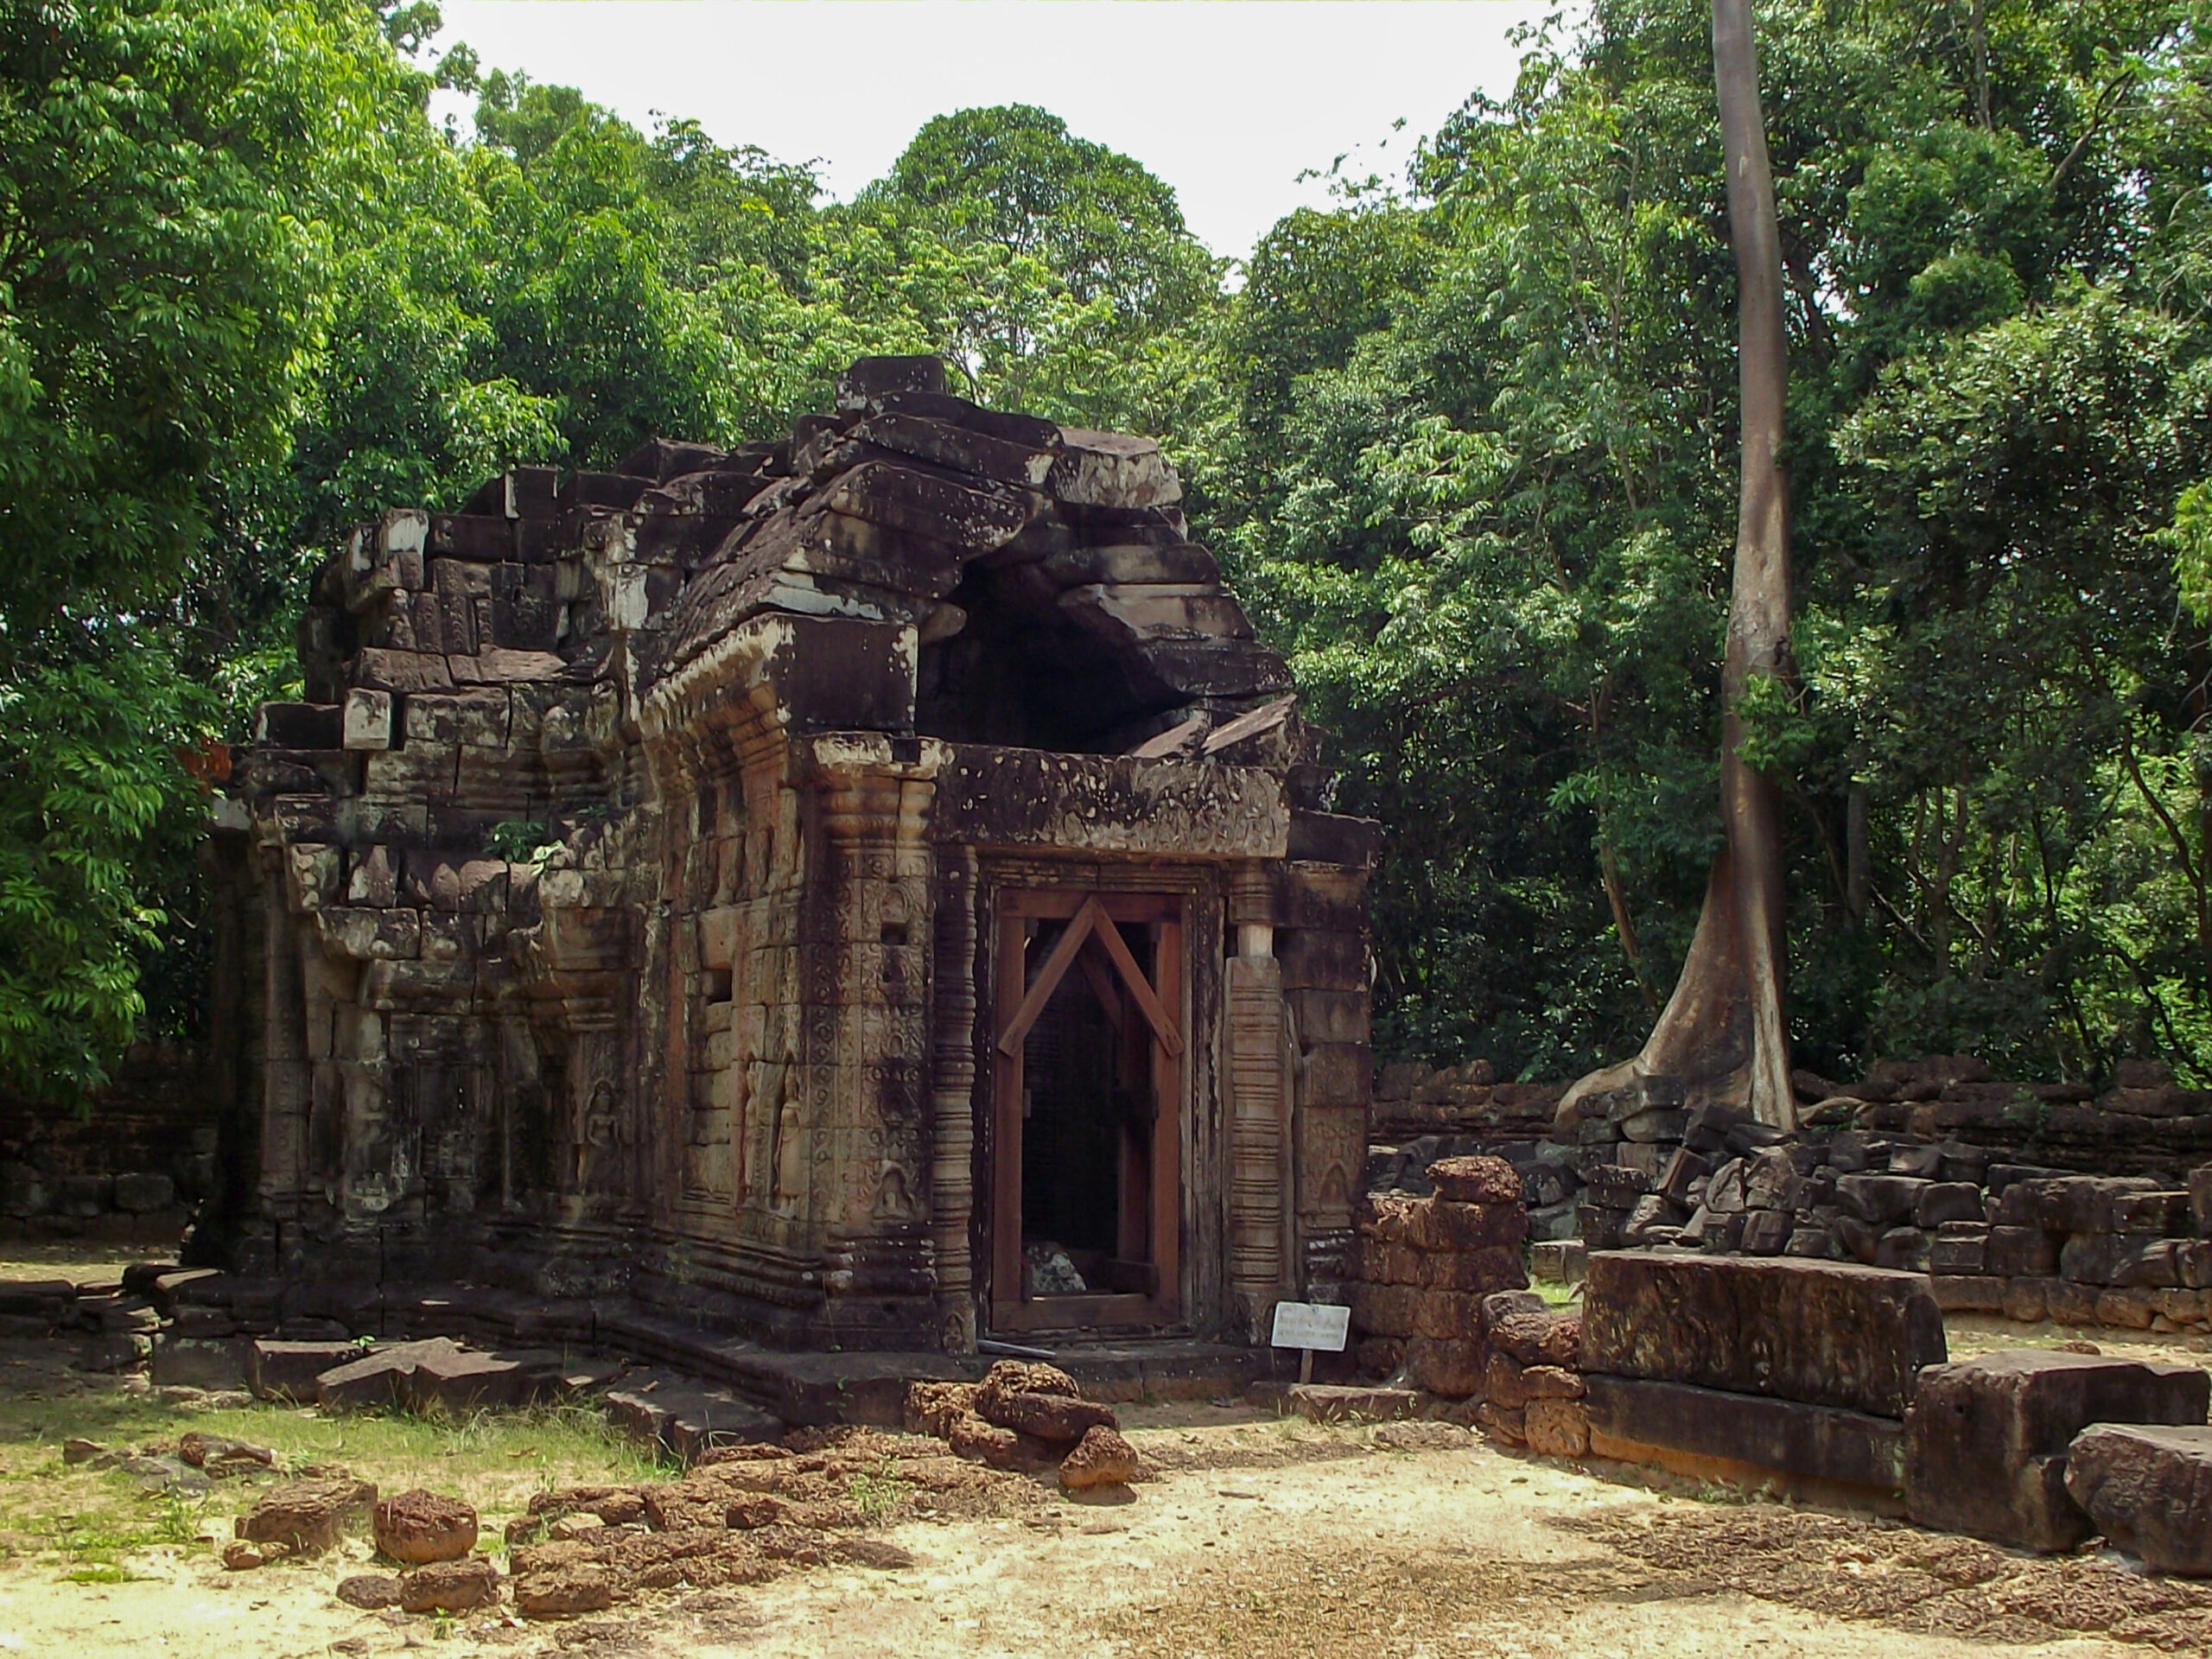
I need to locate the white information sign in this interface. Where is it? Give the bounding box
[1269,1300,1351,1353]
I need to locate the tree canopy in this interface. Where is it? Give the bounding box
[4,0,2210,1102]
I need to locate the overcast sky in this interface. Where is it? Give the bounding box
[430,2,1572,258]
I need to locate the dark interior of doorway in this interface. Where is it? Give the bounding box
[1019,918,1159,1299]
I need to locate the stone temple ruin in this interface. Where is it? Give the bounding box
[201,355,1376,1357]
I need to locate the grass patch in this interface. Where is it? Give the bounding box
[0,1389,672,1574]
[847,1459,905,1524]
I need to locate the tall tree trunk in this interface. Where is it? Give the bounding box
[1559,0,1797,1133]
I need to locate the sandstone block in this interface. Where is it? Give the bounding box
[1986,1226,2058,1277]
[1427,1155,1522,1205]
[1583,1375,1907,1491]
[1402,1336,1486,1398]
[1349,1281,1421,1339]
[1836,1173,1929,1227]
[2063,1424,2212,1575]
[1484,1352,1531,1410]
[374,1490,477,1565]
[978,1389,1116,1444]
[236,1478,377,1554]
[1916,1183,1985,1228]
[1524,1398,1590,1459]
[1490,1310,1580,1369]
[316,1338,466,1410]
[1904,1349,2210,1551]
[1058,1426,1142,1491]
[337,1573,400,1609]
[1286,1383,1417,1423]
[250,1338,365,1402]
[514,1563,614,1618]
[1579,1252,1944,1418]
[2191,1165,2212,1236]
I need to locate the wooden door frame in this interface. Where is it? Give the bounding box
[989,887,1185,1333]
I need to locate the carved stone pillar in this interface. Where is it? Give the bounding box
[1224,864,1291,1338]
[929,842,979,1351]
[802,735,940,1344]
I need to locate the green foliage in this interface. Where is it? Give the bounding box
[1215,0,2212,1083]
[10,0,2212,1100]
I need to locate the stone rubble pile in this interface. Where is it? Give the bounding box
[1578,1113,2212,1335]
[1904,1347,2212,1559]
[1343,1155,1589,1451]
[495,1432,970,1616]
[903,1360,1144,1492]
[1370,1057,2212,1287]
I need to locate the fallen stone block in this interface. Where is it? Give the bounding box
[407,1349,562,1414]
[602,1376,784,1460]
[236,1478,377,1554]
[374,1490,478,1565]
[514,1562,615,1618]
[2063,1424,2212,1575]
[1580,1252,1945,1417]
[1583,1374,1907,1491]
[1058,1425,1143,1491]
[400,1555,500,1613]
[250,1338,365,1402]
[316,1338,466,1410]
[149,1332,247,1390]
[1427,1155,1522,1205]
[1285,1383,1416,1423]
[1904,1349,2211,1552]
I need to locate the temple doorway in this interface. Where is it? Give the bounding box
[989,890,1185,1332]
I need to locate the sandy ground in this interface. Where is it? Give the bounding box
[0,1255,2205,1659]
[0,1403,2194,1659]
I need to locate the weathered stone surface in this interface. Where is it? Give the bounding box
[1490,1310,1580,1370]
[250,1338,364,1402]
[399,1556,499,1614]
[1580,1253,1945,1417]
[1904,1350,2211,1551]
[944,1412,1052,1471]
[1584,1375,1908,1491]
[1050,428,1181,509]
[1286,1383,1416,1423]
[1058,1426,1142,1491]
[1524,1398,1591,1459]
[2063,1424,2212,1575]
[977,1389,1116,1444]
[1427,1155,1522,1205]
[513,1562,615,1618]
[315,1338,465,1410]
[903,1381,979,1438]
[1403,1337,1486,1398]
[236,1478,377,1554]
[374,1489,478,1565]
[336,1573,400,1608]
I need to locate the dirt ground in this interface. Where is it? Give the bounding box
[0,1259,2207,1659]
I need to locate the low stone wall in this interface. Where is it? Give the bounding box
[1578,1109,2212,1336]
[1372,1056,2212,1333]
[0,1043,215,1244]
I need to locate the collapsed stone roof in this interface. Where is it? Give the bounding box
[298,353,1302,772]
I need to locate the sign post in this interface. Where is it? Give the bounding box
[1269,1300,1351,1384]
